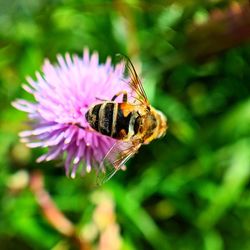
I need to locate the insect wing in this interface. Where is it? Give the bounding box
[117,54,149,106]
[97,140,141,185]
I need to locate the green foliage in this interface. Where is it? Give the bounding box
[1,1,250,249]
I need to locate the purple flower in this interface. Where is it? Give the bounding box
[12,49,130,178]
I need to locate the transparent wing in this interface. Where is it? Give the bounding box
[96,140,141,185]
[117,54,150,106]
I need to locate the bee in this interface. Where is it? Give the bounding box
[85,56,168,184]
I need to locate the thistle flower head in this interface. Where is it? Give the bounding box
[13,49,130,178]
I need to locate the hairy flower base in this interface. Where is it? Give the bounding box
[13,49,130,177]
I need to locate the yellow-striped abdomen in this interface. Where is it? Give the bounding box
[85,102,141,140]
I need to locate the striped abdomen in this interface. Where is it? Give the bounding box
[85,102,140,140]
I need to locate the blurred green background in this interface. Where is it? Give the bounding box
[1,0,250,249]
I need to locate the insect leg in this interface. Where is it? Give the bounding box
[69,123,87,130]
[95,97,107,101]
[111,91,128,102]
[69,123,96,133]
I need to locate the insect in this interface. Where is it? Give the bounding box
[85,55,168,184]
